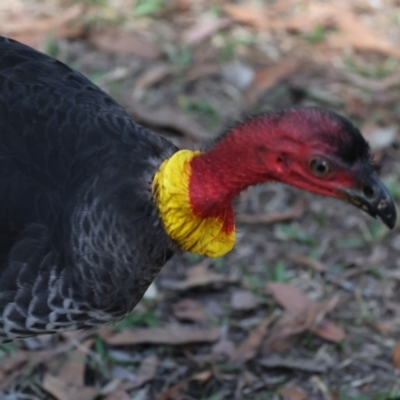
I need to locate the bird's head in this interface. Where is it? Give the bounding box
[153,107,396,258]
[252,107,396,229]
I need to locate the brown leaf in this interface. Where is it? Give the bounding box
[156,370,212,400]
[42,374,97,400]
[89,30,161,60]
[289,254,325,272]
[3,4,84,49]
[268,282,309,313]
[230,290,259,311]
[125,355,159,389]
[279,386,307,400]
[2,4,83,36]
[314,320,345,342]
[0,333,92,392]
[170,263,239,291]
[134,65,175,94]
[129,102,210,142]
[236,196,305,224]
[186,63,220,83]
[267,283,344,348]
[42,338,97,400]
[57,339,93,387]
[105,326,220,346]
[156,379,187,400]
[393,340,400,369]
[173,299,206,322]
[183,16,232,46]
[374,321,395,335]
[260,355,328,373]
[212,339,235,358]
[186,262,211,279]
[230,316,272,364]
[223,4,271,30]
[245,57,305,103]
[104,390,131,400]
[330,7,400,57]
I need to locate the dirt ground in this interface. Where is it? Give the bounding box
[1,0,400,399]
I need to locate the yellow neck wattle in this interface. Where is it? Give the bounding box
[152,150,235,257]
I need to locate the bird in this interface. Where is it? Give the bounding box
[0,36,396,341]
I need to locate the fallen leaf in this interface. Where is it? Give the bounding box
[104,390,131,400]
[267,283,344,349]
[245,57,305,103]
[186,63,220,83]
[344,70,400,92]
[260,355,328,373]
[329,7,400,57]
[186,262,211,279]
[105,326,220,346]
[374,321,395,335]
[168,263,239,291]
[2,4,84,49]
[42,338,97,400]
[279,386,307,400]
[267,282,310,313]
[393,340,400,369]
[223,4,270,30]
[230,290,259,311]
[173,299,206,322]
[230,316,272,364]
[156,370,212,400]
[0,333,92,392]
[183,16,232,46]
[57,339,93,387]
[236,196,305,224]
[289,254,325,272]
[42,374,97,400]
[0,351,29,385]
[2,4,83,36]
[129,102,210,141]
[175,0,191,12]
[124,355,159,389]
[134,65,175,95]
[225,3,400,58]
[89,30,162,60]
[212,340,235,359]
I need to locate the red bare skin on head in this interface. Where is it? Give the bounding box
[188,108,366,225]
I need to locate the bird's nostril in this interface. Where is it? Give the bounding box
[363,185,375,199]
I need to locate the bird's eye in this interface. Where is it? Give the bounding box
[309,157,332,177]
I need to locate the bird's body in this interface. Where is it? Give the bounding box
[0,37,179,338]
[0,37,395,340]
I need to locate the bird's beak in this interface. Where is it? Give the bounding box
[338,172,397,229]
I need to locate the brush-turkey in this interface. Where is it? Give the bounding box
[0,36,396,340]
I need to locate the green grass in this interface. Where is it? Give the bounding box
[265,260,288,282]
[178,96,220,128]
[165,44,192,67]
[134,0,166,17]
[275,223,317,246]
[303,25,327,43]
[339,386,400,400]
[113,300,159,330]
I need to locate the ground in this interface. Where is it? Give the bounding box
[1,0,400,399]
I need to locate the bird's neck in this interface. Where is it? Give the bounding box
[152,116,283,257]
[190,130,277,214]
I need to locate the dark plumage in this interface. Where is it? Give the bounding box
[0,37,178,338]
